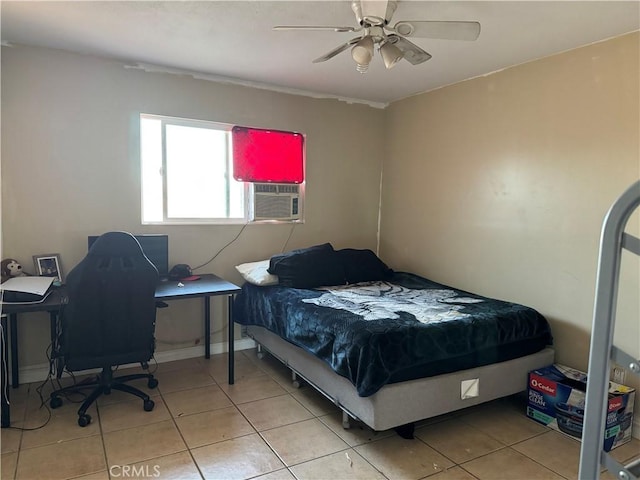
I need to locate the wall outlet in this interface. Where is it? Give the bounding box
[611,364,627,384]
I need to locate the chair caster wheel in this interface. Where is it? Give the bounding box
[78,414,91,427]
[143,399,155,412]
[148,378,158,389]
[50,396,63,409]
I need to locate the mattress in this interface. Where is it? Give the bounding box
[233,272,553,397]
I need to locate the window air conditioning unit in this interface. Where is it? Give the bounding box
[252,183,301,221]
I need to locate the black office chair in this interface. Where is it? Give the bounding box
[49,231,159,427]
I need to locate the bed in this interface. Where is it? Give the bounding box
[232,244,554,432]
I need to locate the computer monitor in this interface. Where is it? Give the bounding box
[88,234,169,275]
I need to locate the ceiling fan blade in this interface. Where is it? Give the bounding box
[312,37,362,63]
[274,25,359,33]
[387,35,432,65]
[390,20,481,41]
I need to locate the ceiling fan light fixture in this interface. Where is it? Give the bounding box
[351,35,374,73]
[380,41,403,69]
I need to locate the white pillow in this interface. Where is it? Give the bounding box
[235,259,279,286]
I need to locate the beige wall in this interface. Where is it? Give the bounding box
[381,33,639,387]
[2,33,639,386]
[1,45,385,367]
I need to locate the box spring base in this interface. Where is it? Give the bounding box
[247,325,554,431]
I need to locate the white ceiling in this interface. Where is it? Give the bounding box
[2,1,639,107]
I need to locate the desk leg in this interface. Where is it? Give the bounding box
[1,315,10,427]
[9,314,18,388]
[228,294,234,385]
[49,312,57,346]
[50,312,59,377]
[204,296,211,359]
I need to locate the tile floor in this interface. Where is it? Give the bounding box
[1,349,638,480]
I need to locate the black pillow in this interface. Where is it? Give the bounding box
[268,243,333,273]
[268,243,346,288]
[337,248,393,284]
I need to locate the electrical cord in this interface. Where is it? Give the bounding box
[3,283,161,431]
[0,291,9,416]
[1,219,289,430]
[192,219,297,273]
[5,343,58,431]
[191,223,249,272]
[1,294,53,431]
[7,298,83,431]
[281,223,297,253]
[155,325,226,346]
[1,319,9,415]
[6,352,160,432]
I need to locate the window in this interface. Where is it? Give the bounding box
[140,114,304,224]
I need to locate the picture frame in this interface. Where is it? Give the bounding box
[33,254,63,283]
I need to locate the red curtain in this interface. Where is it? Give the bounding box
[232,126,304,184]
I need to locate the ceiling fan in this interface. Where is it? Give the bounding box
[274,0,480,73]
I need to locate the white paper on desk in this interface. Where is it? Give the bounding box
[0,276,54,296]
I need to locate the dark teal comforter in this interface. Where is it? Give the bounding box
[233,272,553,397]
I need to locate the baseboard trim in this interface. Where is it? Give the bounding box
[15,338,256,386]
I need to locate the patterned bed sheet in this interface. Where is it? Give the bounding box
[233,272,553,397]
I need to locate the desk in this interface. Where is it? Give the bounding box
[1,273,240,427]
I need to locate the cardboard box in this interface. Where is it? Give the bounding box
[527,364,635,451]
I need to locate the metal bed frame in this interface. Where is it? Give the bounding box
[579,180,640,480]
